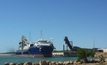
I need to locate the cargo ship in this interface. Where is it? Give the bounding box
[16,36,54,57]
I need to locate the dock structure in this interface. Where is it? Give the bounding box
[52,52,64,56]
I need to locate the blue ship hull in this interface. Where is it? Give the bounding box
[16,46,53,57]
[17,35,54,57]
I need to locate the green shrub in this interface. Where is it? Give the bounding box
[77,48,95,63]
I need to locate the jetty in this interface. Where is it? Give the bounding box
[52,52,64,56]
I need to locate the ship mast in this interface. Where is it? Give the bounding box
[29,31,31,42]
[40,30,43,39]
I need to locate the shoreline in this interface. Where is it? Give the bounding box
[4,60,107,65]
[1,53,107,65]
[0,53,14,56]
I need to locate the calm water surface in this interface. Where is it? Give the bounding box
[0,55,77,65]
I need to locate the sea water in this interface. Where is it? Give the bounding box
[0,55,77,65]
[0,55,97,65]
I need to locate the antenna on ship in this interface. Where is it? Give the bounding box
[29,31,31,42]
[40,30,43,39]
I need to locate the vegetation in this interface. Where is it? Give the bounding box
[99,55,105,63]
[77,48,95,63]
[96,63,106,65]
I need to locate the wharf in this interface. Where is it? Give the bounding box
[52,52,64,56]
[52,51,77,57]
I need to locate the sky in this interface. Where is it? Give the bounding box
[0,0,107,52]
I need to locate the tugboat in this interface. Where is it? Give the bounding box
[16,35,54,57]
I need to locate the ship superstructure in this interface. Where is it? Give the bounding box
[16,35,54,57]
